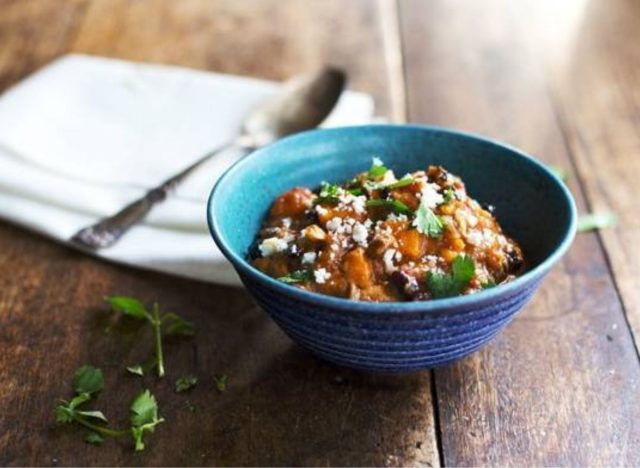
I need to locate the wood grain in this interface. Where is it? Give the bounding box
[2,0,640,465]
[0,0,438,465]
[0,224,438,466]
[69,0,397,117]
[512,0,640,351]
[399,0,640,465]
[0,0,87,90]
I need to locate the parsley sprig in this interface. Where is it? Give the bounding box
[105,296,194,378]
[55,365,164,451]
[426,255,476,298]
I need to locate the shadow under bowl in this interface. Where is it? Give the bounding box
[208,124,577,372]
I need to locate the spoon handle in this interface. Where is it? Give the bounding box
[70,141,244,250]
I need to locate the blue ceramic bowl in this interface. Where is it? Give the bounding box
[207,125,576,372]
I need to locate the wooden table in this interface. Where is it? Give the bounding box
[1,0,639,465]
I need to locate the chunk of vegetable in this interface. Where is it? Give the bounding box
[397,229,426,260]
[270,188,312,217]
[342,248,373,289]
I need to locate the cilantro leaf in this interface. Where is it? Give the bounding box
[73,365,104,395]
[577,212,617,233]
[86,431,105,445]
[426,255,476,299]
[277,270,314,284]
[106,296,195,377]
[55,375,96,425]
[451,255,475,283]
[126,365,144,377]
[68,392,92,409]
[175,375,198,393]
[481,280,496,289]
[363,175,414,192]
[130,390,160,427]
[387,176,414,190]
[105,296,149,320]
[214,375,228,393]
[425,272,461,299]
[130,390,164,451]
[55,404,75,424]
[368,157,387,178]
[412,199,444,237]
[366,198,412,215]
[76,409,108,423]
[162,313,195,337]
[347,187,364,196]
[443,187,455,203]
[316,182,341,204]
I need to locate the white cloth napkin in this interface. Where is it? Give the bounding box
[0,54,374,284]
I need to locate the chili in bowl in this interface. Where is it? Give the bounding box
[207,125,576,372]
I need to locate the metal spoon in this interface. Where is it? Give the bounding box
[70,67,346,249]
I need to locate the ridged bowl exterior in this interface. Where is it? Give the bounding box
[208,125,577,372]
[241,272,541,371]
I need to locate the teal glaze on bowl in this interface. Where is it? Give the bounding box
[207,125,577,372]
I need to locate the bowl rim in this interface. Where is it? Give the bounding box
[207,124,577,313]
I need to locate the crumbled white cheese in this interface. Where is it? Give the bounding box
[302,251,317,264]
[281,217,292,228]
[380,169,397,185]
[326,217,343,233]
[425,255,438,265]
[482,229,495,244]
[466,230,483,246]
[383,249,398,273]
[387,213,409,222]
[290,244,298,254]
[337,193,367,214]
[372,157,384,167]
[467,228,495,247]
[352,223,369,247]
[315,205,328,216]
[351,195,367,214]
[259,237,289,257]
[467,214,478,228]
[314,268,331,284]
[364,218,373,228]
[420,182,444,208]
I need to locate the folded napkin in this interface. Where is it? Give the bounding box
[0,54,374,284]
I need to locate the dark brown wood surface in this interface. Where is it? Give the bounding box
[0,0,638,466]
[400,0,640,464]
